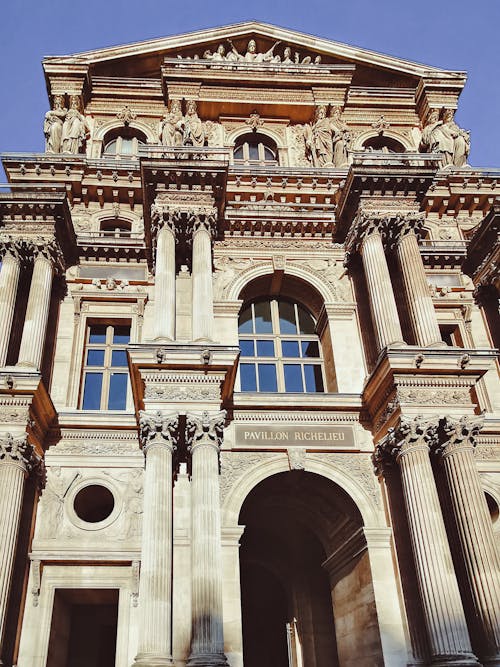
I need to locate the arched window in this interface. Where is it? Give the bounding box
[238,298,324,393]
[102,128,147,157]
[233,133,278,165]
[100,219,132,238]
[362,136,406,153]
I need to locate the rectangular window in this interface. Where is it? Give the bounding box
[81,323,131,410]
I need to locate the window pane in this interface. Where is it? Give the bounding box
[108,373,128,410]
[104,140,117,155]
[82,373,103,410]
[238,306,253,333]
[258,364,277,392]
[234,146,244,160]
[239,339,255,357]
[240,363,257,391]
[282,341,300,358]
[263,146,275,161]
[248,143,259,160]
[278,301,297,334]
[89,325,107,343]
[254,302,273,333]
[111,350,128,367]
[298,306,315,334]
[256,340,274,357]
[284,364,303,392]
[113,326,130,344]
[86,349,105,366]
[301,340,320,358]
[120,138,133,154]
[304,365,324,392]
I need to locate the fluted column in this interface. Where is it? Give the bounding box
[152,209,177,342]
[17,243,59,369]
[346,212,404,351]
[375,418,479,666]
[191,214,215,342]
[434,416,500,665]
[134,411,178,667]
[0,246,22,367]
[0,433,41,661]
[391,215,443,346]
[186,411,228,667]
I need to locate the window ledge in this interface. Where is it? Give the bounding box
[232,392,362,410]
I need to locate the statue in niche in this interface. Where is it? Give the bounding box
[159,99,183,146]
[304,105,333,167]
[442,109,470,167]
[329,106,350,166]
[61,95,88,154]
[420,108,470,167]
[180,100,205,146]
[228,38,281,63]
[44,95,67,153]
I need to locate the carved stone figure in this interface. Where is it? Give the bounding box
[305,106,333,167]
[204,120,225,147]
[228,38,281,63]
[420,108,470,167]
[159,100,183,147]
[43,95,67,153]
[61,95,88,154]
[180,100,205,147]
[329,106,350,167]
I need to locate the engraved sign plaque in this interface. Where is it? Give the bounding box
[234,424,355,448]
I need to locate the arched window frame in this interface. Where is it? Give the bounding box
[233,132,278,166]
[102,129,147,158]
[238,298,325,393]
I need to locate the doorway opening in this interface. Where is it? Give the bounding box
[46,588,118,667]
[238,470,383,667]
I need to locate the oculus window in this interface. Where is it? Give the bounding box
[238,299,324,393]
[81,323,130,410]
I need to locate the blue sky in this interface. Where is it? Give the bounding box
[1,0,498,169]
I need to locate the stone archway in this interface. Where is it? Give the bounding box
[237,470,384,667]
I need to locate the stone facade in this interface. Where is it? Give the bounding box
[0,21,499,667]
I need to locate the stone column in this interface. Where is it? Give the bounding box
[191,214,215,342]
[133,411,178,667]
[152,208,177,342]
[434,416,500,665]
[0,433,40,661]
[17,243,59,369]
[375,418,480,665]
[391,215,443,347]
[346,212,404,351]
[0,246,22,367]
[186,410,228,667]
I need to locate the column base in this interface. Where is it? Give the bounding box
[431,653,481,667]
[133,652,175,667]
[186,651,229,667]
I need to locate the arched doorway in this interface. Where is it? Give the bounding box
[238,471,384,667]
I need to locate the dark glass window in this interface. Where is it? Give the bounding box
[238,299,324,393]
[81,323,131,410]
[233,133,278,165]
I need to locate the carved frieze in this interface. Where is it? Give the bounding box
[219,451,284,502]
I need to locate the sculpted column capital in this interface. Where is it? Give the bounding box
[138,410,179,453]
[190,208,218,237]
[150,203,180,236]
[345,209,386,256]
[374,416,438,473]
[433,415,484,459]
[186,410,226,452]
[384,211,426,250]
[0,432,44,477]
[28,238,66,274]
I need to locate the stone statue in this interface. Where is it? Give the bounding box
[442,109,470,167]
[61,95,88,154]
[228,38,281,63]
[305,106,333,167]
[43,95,67,153]
[180,100,205,147]
[159,99,183,147]
[204,120,225,147]
[329,106,350,167]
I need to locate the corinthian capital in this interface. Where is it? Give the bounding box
[150,203,180,235]
[345,209,387,255]
[138,410,179,451]
[30,238,65,274]
[384,211,426,250]
[433,415,484,458]
[186,410,226,450]
[0,432,41,474]
[0,237,32,266]
[373,415,438,473]
[189,208,218,236]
